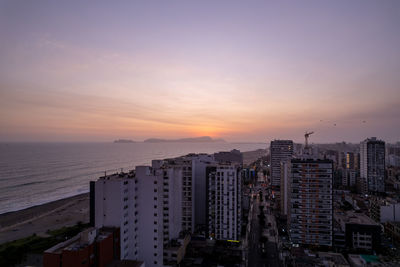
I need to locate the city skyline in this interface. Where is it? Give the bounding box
[1,1,400,143]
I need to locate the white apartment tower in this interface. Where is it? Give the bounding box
[91,166,163,266]
[207,164,242,241]
[360,137,385,193]
[270,140,294,187]
[288,159,333,247]
[153,156,195,234]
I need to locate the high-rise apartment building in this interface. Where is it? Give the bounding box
[190,154,216,227]
[360,137,385,193]
[346,152,355,170]
[90,166,163,266]
[207,164,242,241]
[270,140,293,187]
[342,152,358,188]
[288,159,333,247]
[89,153,242,265]
[153,156,195,234]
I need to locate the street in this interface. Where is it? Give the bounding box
[247,184,280,267]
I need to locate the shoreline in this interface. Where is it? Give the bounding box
[0,193,89,227]
[0,193,89,244]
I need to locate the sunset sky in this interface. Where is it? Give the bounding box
[1,1,399,143]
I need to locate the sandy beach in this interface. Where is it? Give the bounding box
[0,193,89,244]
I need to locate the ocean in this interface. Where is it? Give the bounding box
[0,142,265,214]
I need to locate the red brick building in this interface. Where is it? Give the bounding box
[43,227,119,267]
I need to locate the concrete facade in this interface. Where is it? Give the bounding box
[360,137,385,193]
[288,159,333,247]
[270,140,293,187]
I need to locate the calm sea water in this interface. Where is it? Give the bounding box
[0,142,265,214]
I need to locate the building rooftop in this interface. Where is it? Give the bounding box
[348,254,380,265]
[291,249,349,267]
[98,170,136,181]
[44,227,116,254]
[318,252,349,266]
[335,211,379,230]
[45,227,97,254]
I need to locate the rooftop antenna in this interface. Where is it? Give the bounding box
[304,131,314,149]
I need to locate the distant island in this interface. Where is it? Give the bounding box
[113,139,136,143]
[144,136,226,143]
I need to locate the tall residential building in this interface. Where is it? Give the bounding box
[190,154,216,228]
[270,140,294,187]
[360,137,385,193]
[288,159,333,247]
[207,163,242,241]
[90,167,164,267]
[151,161,185,245]
[354,152,360,171]
[346,152,355,170]
[342,152,358,188]
[153,156,196,233]
[154,153,219,234]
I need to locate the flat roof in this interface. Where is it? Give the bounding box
[318,252,349,265]
[335,211,379,229]
[98,171,135,180]
[45,227,115,254]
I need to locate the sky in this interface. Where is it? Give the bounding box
[0,0,399,143]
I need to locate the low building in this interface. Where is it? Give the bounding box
[318,252,349,267]
[43,227,119,267]
[290,249,349,267]
[163,234,191,266]
[335,211,381,252]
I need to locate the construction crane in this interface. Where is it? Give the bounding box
[304,131,314,149]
